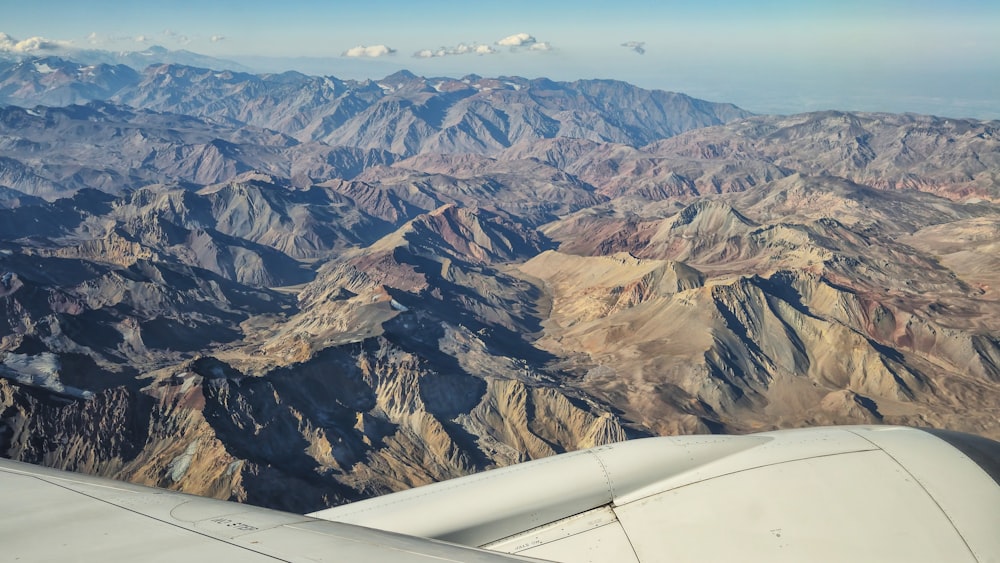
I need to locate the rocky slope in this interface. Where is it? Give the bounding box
[0,57,139,107]
[648,111,1000,201]
[0,102,396,199]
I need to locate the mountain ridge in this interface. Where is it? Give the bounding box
[1,56,752,156]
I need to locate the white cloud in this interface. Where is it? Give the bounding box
[413,42,497,58]
[414,33,550,58]
[622,41,646,55]
[497,32,536,47]
[87,32,100,45]
[134,35,149,43]
[342,44,396,58]
[466,43,497,55]
[495,33,553,52]
[0,32,69,53]
[162,29,191,45]
[210,35,226,43]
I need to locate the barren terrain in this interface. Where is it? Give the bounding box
[1,57,998,511]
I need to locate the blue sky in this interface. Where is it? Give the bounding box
[3,0,999,118]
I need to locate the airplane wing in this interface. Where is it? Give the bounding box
[0,458,539,562]
[311,425,1000,562]
[3,425,999,562]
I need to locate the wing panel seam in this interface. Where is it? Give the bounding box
[846,429,977,561]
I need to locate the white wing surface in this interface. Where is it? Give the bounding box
[0,458,538,562]
[312,426,1000,562]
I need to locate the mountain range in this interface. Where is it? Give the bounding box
[1,54,998,513]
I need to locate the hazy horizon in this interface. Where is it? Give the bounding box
[3,0,998,119]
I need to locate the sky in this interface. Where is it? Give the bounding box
[2,0,999,118]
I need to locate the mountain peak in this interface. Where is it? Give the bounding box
[383,69,418,81]
[379,70,423,90]
[138,45,170,55]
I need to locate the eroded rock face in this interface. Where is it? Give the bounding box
[0,334,632,513]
